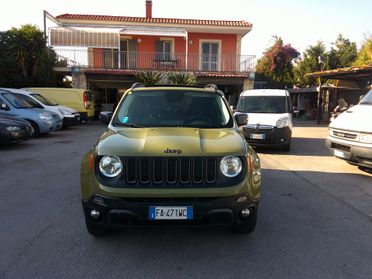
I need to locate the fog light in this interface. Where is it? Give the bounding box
[241,208,251,218]
[280,138,284,142]
[90,209,100,220]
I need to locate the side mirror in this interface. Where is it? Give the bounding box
[234,112,248,127]
[99,111,113,124]
[0,103,9,110]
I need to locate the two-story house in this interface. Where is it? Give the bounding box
[45,0,255,112]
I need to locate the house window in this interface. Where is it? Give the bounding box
[155,40,172,61]
[201,42,220,71]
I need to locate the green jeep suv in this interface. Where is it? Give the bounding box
[81,84,261,235]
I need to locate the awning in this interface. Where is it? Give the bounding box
[120,26,187,37]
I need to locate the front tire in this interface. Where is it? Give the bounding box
[29,121,40,137]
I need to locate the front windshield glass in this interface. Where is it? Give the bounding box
[31,93,58,106]
[237,96,288,113]
[2,93,34,109]
[114,90,233,128]
[359,89,372,105]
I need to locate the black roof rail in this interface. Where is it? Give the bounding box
[131,82,146,89]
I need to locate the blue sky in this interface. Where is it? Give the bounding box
[1,0,371,58]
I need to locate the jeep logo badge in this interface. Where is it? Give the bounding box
[164,148,182,155]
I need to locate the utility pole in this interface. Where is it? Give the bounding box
[316,56,325,124]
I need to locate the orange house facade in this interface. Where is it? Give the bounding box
[45,1,255,111]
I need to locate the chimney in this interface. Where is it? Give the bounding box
[146,0,152,18]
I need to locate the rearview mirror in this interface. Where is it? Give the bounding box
[234,112,248,127]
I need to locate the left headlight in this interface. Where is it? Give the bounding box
[360,133,372,144]
[99,156,123,178]
[6,126,21,132]
[39,113,53,120]
[276,117,289,128]
[220,156,242,178]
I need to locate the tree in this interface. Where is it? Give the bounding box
[136,71,163,85]
[256,37,299,88]
[0,24,65,87]
[328,34,357,69]
[294,41,327,87]
[353,37,372,66]
[168,72,196,85]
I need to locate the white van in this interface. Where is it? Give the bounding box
[3,88,80,126]
[327,89,372,169]
[236,89,293,150]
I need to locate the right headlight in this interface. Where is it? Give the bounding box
[360,133,372,144]
[220,156,242,177]
[276,117,289,128]
[99,156,123,178]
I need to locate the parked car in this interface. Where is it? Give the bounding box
[236,89,293,150]
[25,88,95,122]
[0,89,62,137]
[81,84,261,236]
[327,89,372,169]
[2,88,80,126]
[0,116,33,144]
[99,111,113,124]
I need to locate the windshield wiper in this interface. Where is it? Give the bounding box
[115,122,144,128]
[360,102,372,105]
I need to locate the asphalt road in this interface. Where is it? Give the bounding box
[0,122,371,279]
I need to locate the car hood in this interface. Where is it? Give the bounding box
[0,116,30,127]
[96,127,246,157]
[245,113,287,126]
[329,105,372,133]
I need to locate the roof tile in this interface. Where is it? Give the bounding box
[56,13,252,27]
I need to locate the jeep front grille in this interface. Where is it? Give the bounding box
[124,157,217,186]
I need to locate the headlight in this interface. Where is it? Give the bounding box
[59,108,71,115]
[6,126,21,132]
[360,133,372,144]
[276,117,289,128]
[99,156,123,178]
[220,156,242,177]
[39,113,53,120]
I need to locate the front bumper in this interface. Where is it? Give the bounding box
[63,114,80,126]
[326,138,372,168]
[242,126,292,147]
[82,194,258,229]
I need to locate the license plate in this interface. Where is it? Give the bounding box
[250,133,265,140]
[149,206,193,220]
[334,149,346,158]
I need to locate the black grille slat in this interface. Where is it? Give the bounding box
[139,158,150,184]
[153,159,164,184]
[193,159,204,184]
[126,158,137,184]
[180,159,191,184]
[206,159,217,183]
[166,158,177,184]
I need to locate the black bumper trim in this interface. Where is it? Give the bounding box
[82,194,258,229]
[242,126,292,147]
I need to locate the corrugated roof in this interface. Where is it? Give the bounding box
[306,65,372,79]
[56,13,252,28]
[195,72,248,78]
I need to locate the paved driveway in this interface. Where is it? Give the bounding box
[0,122,371,279]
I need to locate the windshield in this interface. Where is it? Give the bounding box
[113,90,233,128]
[31,93,58,106]
[359,89,372,105]
[2,93,34,109]
[237,96,288,113]
[14,94,43,109]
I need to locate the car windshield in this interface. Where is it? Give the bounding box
[359,89,372,105]
[14,93,43,109]
[237,96,288,113]
[31,93,58,106]
[2,93,34,109]
[113,90,233,128]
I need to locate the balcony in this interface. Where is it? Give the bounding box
[53,48,255,73]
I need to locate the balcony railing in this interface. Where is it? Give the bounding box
[54,48,255,72]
